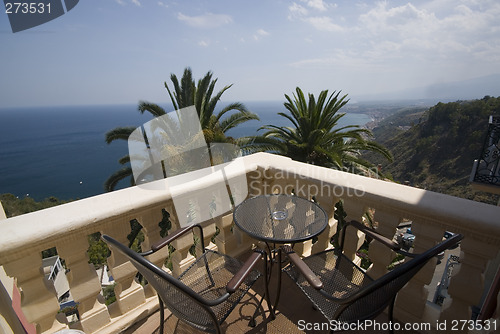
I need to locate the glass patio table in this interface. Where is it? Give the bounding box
[233,194,328,324]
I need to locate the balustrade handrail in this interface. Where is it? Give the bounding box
[246,153,500,242]
[2,152,500,261]
[1,152,500,334]
[0,156,260,262]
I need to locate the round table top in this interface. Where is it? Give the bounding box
[233,194,328,244]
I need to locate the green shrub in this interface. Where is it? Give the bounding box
[102,284,116,305]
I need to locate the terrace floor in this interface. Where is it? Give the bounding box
[122,249,422,334]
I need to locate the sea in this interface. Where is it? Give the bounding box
[0,102,372,201]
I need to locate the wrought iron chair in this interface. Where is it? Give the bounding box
[284,220,463,333]
[102,224,264,334]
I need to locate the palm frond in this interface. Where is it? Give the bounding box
[118,155,130,165]
[105,127,136,144]
[257,86,391,169]
[237,135,287,155]
[219,110,259,133]
[138,101,167,118]
[104,167,133,192]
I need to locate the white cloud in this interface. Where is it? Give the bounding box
[257,28,269,36]
[115,0,142,7]
[289,49,388,72]
[289,0,496,87]
[198,40,210,47]
[288,0,344,32]
[290,0,336,13]
[288,2,308,20]
[157,1,168,8]
[177,12,233,28]
[115,0,142,6]
[357,1,500,62]
[253,29,270,41]
[358,2,433,34]
[287,0,500,79]
[306,16,344,32]
[304,0,330,12]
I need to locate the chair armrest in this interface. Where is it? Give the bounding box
[150,224,202,252]
[347,220,401,252]
[226,250,263,293]
[345,220,417,258]
[282,246,323,290]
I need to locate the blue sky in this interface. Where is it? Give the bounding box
[1,0,500,107]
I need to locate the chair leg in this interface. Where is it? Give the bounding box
[158,296,164,334]
[202,252,216,287]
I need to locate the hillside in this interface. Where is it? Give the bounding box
[363,96,500,204]
[0,193,70,218]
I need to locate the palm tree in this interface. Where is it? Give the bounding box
[140,68,259,144]
[244,87,392,172]
[104,128,135,191]
[104,68,259,191]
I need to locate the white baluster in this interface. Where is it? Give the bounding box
[367,209,401,279]
[3,254,66,333]
[396,220,443,323]
[103,219,146,317]
[57,234,111,333]
[441,238,500,323]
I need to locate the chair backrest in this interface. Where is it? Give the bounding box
[101,234,220,333]
[334,233,463,322]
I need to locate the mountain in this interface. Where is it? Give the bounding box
[363,96,500,204]
[423,74,500,101]
[359,74,500,102]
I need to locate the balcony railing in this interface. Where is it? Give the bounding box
[1,152,500,333]
[470,115,500,194]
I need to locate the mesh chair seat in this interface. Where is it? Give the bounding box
[171,249,261,331]
[284,220,463,333]
[102,224,263,334]
[286,251,374,322]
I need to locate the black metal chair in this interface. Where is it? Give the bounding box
[284,220,463,333]
[102,224,264,334]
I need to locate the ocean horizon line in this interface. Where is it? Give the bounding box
[0,96,441,113]
[0,102,373,201]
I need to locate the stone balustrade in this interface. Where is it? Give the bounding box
[1,152,499,333]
